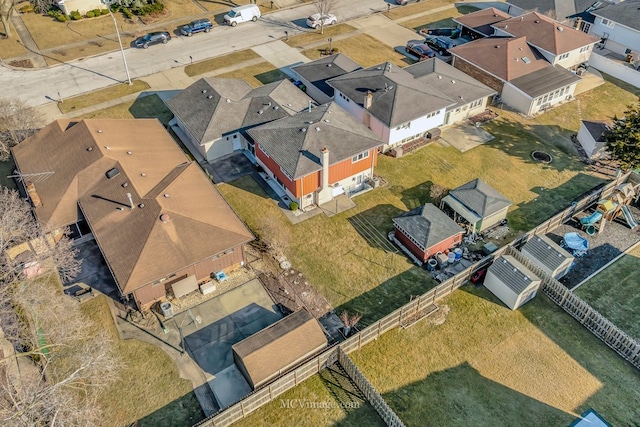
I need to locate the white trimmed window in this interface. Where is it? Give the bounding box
[601,18,614,28]
[469,99,482,109]
[579,46,590,53]
[425,111,438,119]
[558,52,569,60]
[352,150,370,163]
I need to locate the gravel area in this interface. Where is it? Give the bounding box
[545,204,640,289]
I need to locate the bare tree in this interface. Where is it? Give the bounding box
[0,98,43,161]
[314,0,337,35]
[429,183,448,206]
[340,310,362,336]
[0,0,16,39]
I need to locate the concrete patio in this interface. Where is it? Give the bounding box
[439,123,495,153]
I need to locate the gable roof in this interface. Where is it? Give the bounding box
[509,64,581,97]
[521,234,573,272]
[393,203,464,251]
[506,0,601,21]
[291,53,362,98]
[405,58,496,108]
[247,102,383,179]
[453,7,511,36]
[488,254,540,293]
[165,78,312,144]
[448,178,512,217]
[232,309,327,388]
[450,36,549,82]
[592,0,640,31]
[12,119,253,294]
[327,62,456,127]
[581,120,609,143]
[492,12,598,54]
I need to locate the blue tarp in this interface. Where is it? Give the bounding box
[563,232,588,251]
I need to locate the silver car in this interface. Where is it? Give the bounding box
[306,13,337,29]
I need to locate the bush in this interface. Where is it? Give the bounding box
[70,10,82,20]
[101,8,110,15]
[86,10,95,17]
[135,1,164,15]
[289,201,298,211]
[123,8,133,18]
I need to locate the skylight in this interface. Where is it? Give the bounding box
[521,57,531,64]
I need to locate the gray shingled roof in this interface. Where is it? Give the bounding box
[165,78,312,144]
[247,102,383,179]
[592,0,640,31]
[327,62,456,127]
[291,53,362,98]
[582,120,609,143]
[509,65,581,98]
[449,178,512,217]
[405,58,496,109]
[393,203,464,251]
[522,234,573,272]
[507,0,598,20]
[488,255,540,293]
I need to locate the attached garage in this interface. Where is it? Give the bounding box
[484,255,541,310]
[521,234,574,279]
[205,138,234,161]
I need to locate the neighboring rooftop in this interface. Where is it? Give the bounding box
[453,7,511,36]
[327,62,456,127]
[393,203,465,251]
[291,53,362,98]
[448,178,512,217]
[591,0,640,31]
[489,254,540,293]
[506,0,602,22]
[450,36,549,82]
[247,102,383,179]
[509,64,581,98]
[493,12,599,54]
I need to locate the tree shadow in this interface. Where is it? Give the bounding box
[136,389,205,427]
[255,68,288,85]
[346,204,404,252]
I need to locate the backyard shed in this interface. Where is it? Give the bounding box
[577,120,609,159]
[441,178,512,233]
[232,308,327,389]
[393,203,465,262]
[521,234,574,279]
[484,255,541,310]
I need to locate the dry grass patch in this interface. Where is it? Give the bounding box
[384,0,457,21]
[400,4,479,31]
[575,243,640,339]
[184,49,260,77]
[0,25,27,59]
[78,93,173,125]
[302,34,410,67]
[216,61,287,87]
[58,80,150,113]
[350,286,640,426]
[285,24,356,48]
[81,296,203,426]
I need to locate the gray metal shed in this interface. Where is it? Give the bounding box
[521,234,574,279]
[484,255,542,310]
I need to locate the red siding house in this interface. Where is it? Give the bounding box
[247,102,383,210]
[393,203,465,262]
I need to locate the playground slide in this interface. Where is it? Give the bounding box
[621,205,638,229]
[580,211,603,226]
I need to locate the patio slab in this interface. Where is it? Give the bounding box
[440,123,495,153]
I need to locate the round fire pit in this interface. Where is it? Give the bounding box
[532,151,553,164]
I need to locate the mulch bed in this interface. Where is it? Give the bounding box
[9,59,34,68]
[468,109,498,125]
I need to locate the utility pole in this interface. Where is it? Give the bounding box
[105,1,132,85]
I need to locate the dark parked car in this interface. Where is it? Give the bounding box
[181,18,213,36]
[424,35,456,55]
[396,0,422,5]
[134,32,171,49]
[405,40,436,60]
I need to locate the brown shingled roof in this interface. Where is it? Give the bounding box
[453,7,510,35]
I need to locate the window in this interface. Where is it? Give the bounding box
[601,18,614,28]
[455,107,461,113]
[579,46,590,53]
[397,121,411,130]
[558,53,569,60]
[425,111,438,119]
[352,150,370,162]
[469,99,482,109]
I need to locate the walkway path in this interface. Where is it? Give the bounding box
[9,11,47,68]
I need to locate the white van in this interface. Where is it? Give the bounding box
[224,4,261,27]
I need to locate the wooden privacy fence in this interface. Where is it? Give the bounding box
[506,247,640,370]
[194,172,633,427]
[337,347,406,427]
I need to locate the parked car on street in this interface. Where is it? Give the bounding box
[181,18,213,36]
[424,35,456,55]
[405,40,436,60]
[134,32,171,49]
[306,13,337,29]
[224,4,261,27]
[419,27,461,39]
[396,0,422,5]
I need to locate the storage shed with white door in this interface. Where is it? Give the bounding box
[485,255,541,310]
[521,234,574,279]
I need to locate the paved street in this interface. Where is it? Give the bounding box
[1,0,391,107]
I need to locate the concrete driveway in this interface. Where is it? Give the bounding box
[440,123,495,153]
[208,152,256,184]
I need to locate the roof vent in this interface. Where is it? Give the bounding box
[97,130,103,133]
[127,151,133,155]
[141,172,146,177]
[502,259,507,263]
[513,267,517,272]
[437,75,442,79]
[315,127,321,132]
[300,128,307,132]
[519,47,523,51]
[160,213,170,223]
[164,193,170,198]
[122,182,128,188]
[493,14,497,17]
[273,105,279,110]
[534,20,540,23]
[106,168,120,179]
[327,63,332,67]
[202,89,207,94]
[307,121,314,124]
[117,207,124,211]
[207,95,213,99]
[226,99,231,103]
[258,109,264,115]
[104,146,110,150]
[287,103,292,107]
[459,95,464,100]
[495,45,500,48]
[324,119,329,123]
[138,203,145,208]
[520,16,523,21]
[451,80,455,84]
[557,26,563,31]
[504,24,508,29]
[87,147,93,151]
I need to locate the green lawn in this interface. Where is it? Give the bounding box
[350,286,640,427]
[574,243,640,339]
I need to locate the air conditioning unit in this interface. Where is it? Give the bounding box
[160,302,174,318]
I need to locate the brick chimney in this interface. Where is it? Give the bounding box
[364,91,373,109]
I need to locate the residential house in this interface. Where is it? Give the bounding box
[521,234,574,279]
[232,308,327,390]
[393,203,465,263]
[166,78,312,162]
[56,0,106,15]
[492,12,599,70]
[450,37,581,115]
[484,254,542,310]
[441,178,512,233]
[291,53,361,105]
[577,120,610,159]
[505,0,607,30]
[453,7,511,38]
[404,58,496,125]
[246,102,383,209]
[327,62,456,150]
[589,0,640,56]
[12,119,254,310]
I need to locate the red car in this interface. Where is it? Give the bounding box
[470,268,486,285]
[405,40,437,61]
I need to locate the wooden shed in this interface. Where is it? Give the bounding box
[521,234,574,279]
[485,255,541,310]
[232,308,327,390]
